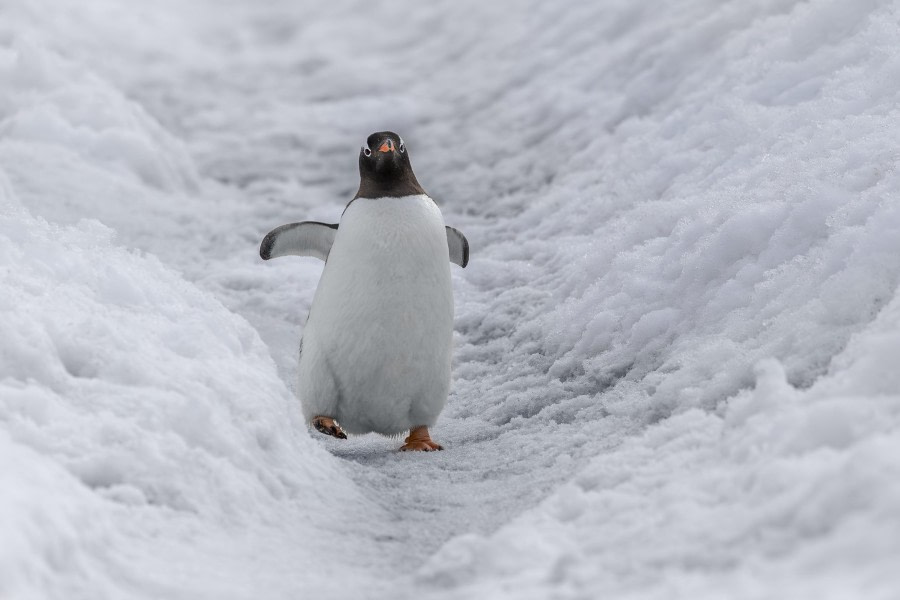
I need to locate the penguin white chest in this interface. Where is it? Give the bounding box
[297,194,454,435]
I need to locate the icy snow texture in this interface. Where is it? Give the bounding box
[3,0,900,598]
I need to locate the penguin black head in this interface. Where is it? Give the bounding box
[355,131,426,199]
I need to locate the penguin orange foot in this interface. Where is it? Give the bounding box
[313,416,347,439]
[400,426,443,452]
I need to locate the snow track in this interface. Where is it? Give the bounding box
[3,1,900,598]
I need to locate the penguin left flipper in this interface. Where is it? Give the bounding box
[445,226,469,268]
[260,221,339,261]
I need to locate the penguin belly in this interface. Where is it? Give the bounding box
[297,194,454,436]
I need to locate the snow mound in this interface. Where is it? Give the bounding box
[0,37,381,599]
[0,39,197,195]
[0,184,379,597]
[436,0,900,430]
[419,305,900,598]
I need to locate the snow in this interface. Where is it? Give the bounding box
[3,0,900,598]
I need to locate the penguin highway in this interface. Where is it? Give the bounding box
[259,132,469,451]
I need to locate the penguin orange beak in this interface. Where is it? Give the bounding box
[378,139,395,153]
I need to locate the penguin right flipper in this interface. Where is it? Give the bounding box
[260,221,339,261]
[445,226,469,268]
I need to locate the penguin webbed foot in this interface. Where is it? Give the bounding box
[400,440,443,451]
[312,416,347,439]
[399,426,443,452]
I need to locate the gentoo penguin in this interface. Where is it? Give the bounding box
[259,131,469,451]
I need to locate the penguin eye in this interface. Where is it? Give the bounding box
[363,146,372,157]
[398,141,405,154]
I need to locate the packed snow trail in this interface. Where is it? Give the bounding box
[3,1,900,598]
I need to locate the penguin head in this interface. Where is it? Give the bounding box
[356,131,425,199]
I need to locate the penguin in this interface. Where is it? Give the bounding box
[259,131,469,451]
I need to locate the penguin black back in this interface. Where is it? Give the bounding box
[355,131,426,199]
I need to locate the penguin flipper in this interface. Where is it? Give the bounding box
[260,221,339,261]
[445,226,469,268]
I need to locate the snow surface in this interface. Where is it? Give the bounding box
[3,0,900,598]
